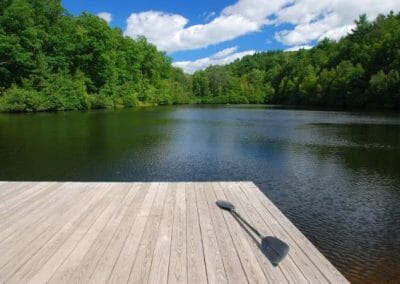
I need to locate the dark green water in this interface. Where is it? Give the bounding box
[1,106,399,283]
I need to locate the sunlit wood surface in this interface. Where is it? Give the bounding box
[0,181,348,283]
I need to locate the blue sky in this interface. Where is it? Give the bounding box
[61,0,399,73]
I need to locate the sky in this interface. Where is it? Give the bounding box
[61,0,399,73]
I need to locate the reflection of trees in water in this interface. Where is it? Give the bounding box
[310,123,400,182]
[0,109,173,181]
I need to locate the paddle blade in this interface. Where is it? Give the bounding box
[216,200,235,211]
[261,236,289,266]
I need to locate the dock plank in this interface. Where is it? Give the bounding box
[0,183,68,239]
[0,182,54,214]
[168,183,188,284]
[0,181,348,284]
[212,182,270,283]
[0,182,69,230]
[221,182,289,283]
[128,182,168,283]
[195,183,227,284]
[30,184,128,283]
[0,182,35,204]
[52,183,140,283]
[148,183,176,284]
[0,183,88,271]
[186,182,208,284]
[86,183,149,283]
[3,183,109,282]
[205,183,248,284]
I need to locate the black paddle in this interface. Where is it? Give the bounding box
[216,200,289,266]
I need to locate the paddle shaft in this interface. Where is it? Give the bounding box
[231,209,263,239]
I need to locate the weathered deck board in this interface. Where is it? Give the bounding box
[168,183,187,284]
[0,181,348,284]
[186,182,208,284]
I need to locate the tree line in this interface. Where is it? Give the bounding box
[193,13,400,110]
[0,0,192,112]
[0,0,399,112]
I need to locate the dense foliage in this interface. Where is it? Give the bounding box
[0,0,399,112]
[192,13,400,109]
[0,0,192,112]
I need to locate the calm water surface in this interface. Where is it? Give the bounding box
[1,106,399,283]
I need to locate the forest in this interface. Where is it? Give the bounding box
[0,0,192,112]
[0,0,399,112]
[193,13,400,109]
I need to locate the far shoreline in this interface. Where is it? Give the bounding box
[1,103,399,116]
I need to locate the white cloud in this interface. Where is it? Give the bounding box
[274,0,399,46]
[97,12,112,24]
[125,11,260,52]
[284,45,313,51]
[124,0,400,52]
[124,1,288,52]
[212,46,240,59]
[222,0,287,23]
[275,13,346,45]
[173,46,255,74]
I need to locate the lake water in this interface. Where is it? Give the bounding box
[0,105,399,283]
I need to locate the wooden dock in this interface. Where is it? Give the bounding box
[0,181,348,283]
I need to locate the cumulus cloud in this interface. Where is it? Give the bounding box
[125,11,260,52]
[173,46,255,74]
[275,13,353,45]
[97,12,112,24]
[124,0,400,52]
[124,1,288,52]
[222,0,286,23]
[274,0,399,46]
